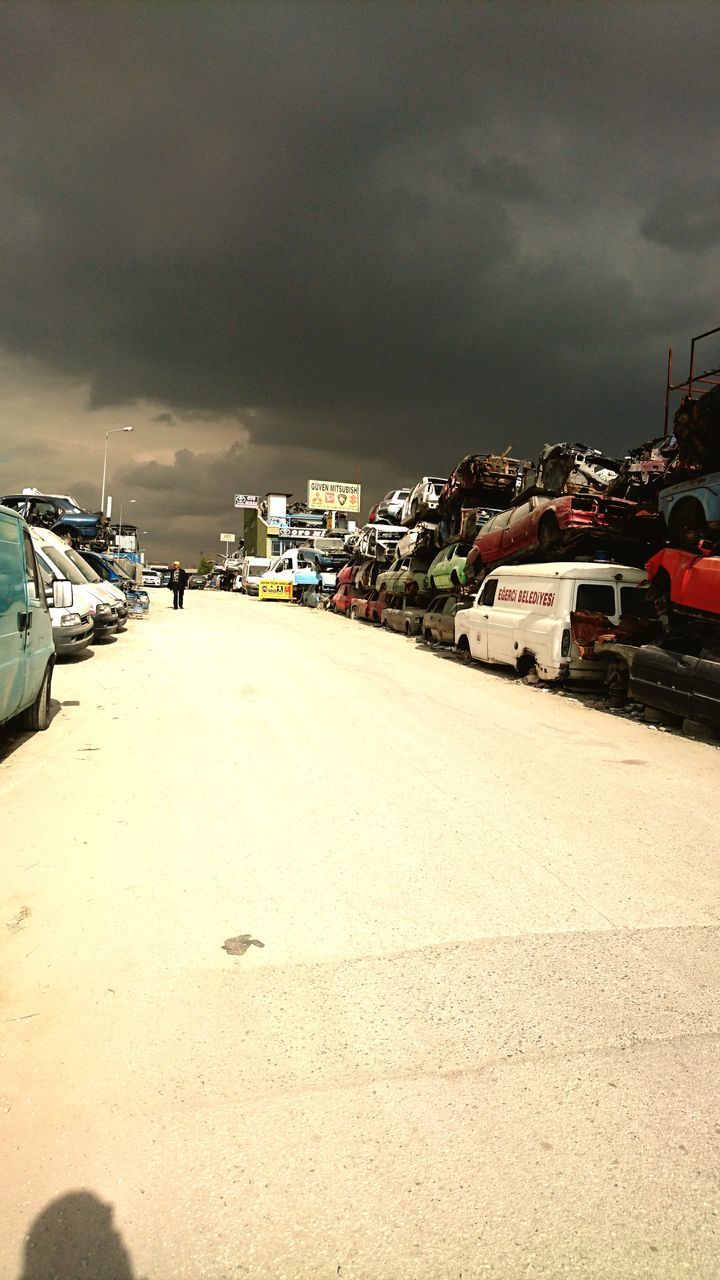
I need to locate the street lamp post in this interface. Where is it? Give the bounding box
[101,426,134,514]
[118,498,136,532]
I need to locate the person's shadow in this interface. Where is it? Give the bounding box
[18,1191,139,1279]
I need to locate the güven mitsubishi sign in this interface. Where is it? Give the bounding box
[307,479,361,512]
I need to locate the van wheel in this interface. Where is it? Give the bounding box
[516,651,537,680]
[456,636,471,663]
[21,664,53,732]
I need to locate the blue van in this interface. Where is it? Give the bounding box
[0,504,64,731]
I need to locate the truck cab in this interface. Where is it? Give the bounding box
[0,505,60,731]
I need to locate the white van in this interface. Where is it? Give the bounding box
[30,531,118,640]
[454,561,647,683]
[34,528,128,628]
[241,556,272,595]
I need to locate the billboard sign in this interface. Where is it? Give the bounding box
[234,494,259,509]
[307,480,361,512]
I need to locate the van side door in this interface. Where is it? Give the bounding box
[472,577,499,660]
[0,512,28,721]
[21,528,50,699]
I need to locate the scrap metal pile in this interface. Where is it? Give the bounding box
[321,333,720,729]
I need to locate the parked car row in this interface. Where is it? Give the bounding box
[0,503,151,736]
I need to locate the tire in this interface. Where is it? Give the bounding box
[456,635,471,662]
[423,628,433,643]
[404,622,412,636]
[349,604,358,620]
[667,497,708,546]
[21,663,53,732]
[450,570,459,587]
[538,512,560,551]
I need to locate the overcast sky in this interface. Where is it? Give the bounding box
[1,1,720,563]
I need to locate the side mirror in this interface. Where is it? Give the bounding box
[52,578,73,609]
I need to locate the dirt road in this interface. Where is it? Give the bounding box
[2,592,719,1279]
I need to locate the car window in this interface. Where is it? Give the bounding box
[0,514,25,616]
[661,626,715,657]
[620,585,653,618]
[575,583,616,614]
[480,578,498,606]
[22,530,42,604]
[490,509,514,530]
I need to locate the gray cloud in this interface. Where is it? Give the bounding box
[642,179,720,252]
[1,0,720,554]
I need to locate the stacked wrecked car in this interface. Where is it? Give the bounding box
[330,330,720,736]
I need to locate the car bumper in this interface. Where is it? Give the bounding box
[53,619,94,654]
[92,614,118,638]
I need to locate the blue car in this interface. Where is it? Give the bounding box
[0,493,108,547]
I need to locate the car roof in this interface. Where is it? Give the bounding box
[486,562,646,582]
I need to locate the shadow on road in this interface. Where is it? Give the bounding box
[17,1191,139,1280]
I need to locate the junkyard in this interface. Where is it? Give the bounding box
[4,325,720,1277]
[4,0,720,1266]
[2,589,720,1279]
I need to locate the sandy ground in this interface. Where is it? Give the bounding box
[1,590,719,1279]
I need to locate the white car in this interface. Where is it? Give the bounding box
[377,488,411,522]
[356,522,407,561]
[142,569,163,587]
[400,477,447,526]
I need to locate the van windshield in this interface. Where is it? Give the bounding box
[37,545,88,586]
[63,547,101,582]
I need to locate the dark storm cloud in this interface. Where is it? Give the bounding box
[2,0,720,484]
[642,179,720,253]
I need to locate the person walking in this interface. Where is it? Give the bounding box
[169,561,188,610]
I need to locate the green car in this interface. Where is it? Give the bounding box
[376,555,432,598]
[428,542,472,591]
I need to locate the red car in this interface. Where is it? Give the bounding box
[350,589,385,624]
[646,547,720,618]
[330,581,363,615]
[336,562,356,586]
[465,492,662,579]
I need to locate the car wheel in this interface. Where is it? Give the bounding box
[21,663,52,732]
[456,636,471,662]
[349,604,358,620]
[538,512,560,551]
[423,628,433,643]
[450,570,459,587]
[667,497,708,546]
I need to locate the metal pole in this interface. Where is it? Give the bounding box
[101,433,110,513]
[664,347,672,437]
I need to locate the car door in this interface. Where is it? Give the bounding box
[0,512,28,721]
[470,577,499,660]
[630,624,715,718]
[689,627,720,729]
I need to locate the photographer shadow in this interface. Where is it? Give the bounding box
[18,1191,139,1280]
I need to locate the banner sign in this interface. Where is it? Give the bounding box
[307,480,361,512]
[234,494,259,509]
[259,579,293,601]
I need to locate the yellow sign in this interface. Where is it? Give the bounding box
[259,578,293,601]
[307,479,361,512]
